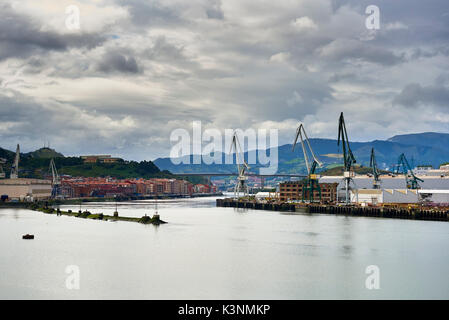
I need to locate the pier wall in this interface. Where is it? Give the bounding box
[216,199,449,222]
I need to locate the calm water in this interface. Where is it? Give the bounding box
[1,195,448,299]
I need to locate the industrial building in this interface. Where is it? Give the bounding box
[413,164,449,177]
[279,181,338,203]
[350,188,419,205]
[0,178,52,201]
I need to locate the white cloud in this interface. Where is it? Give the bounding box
[291,16,317,31]
[270,52,291,63]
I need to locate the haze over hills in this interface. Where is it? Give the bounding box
[154,132,449,174]
[2,132,448,178]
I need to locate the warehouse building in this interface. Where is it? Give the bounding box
[350,189,419,205]
[0,178,52,201]
[279,181,338,203]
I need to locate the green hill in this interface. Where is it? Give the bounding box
[25,147,64,159]
[0,147,171,180]
[319,165,390,176]
[58,160,170,179]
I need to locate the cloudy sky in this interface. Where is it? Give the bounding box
[0,0,448,160]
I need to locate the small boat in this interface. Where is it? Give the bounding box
[22,234,34,240]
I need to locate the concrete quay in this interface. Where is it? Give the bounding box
[216,199,449,222]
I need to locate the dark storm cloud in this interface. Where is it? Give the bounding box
[1,0,449,159]
[206,0,224,20]
[116,0,183,27]
[393,83,449,107]
[334,0,449,47]
[319,39,405,66]
[0,3,106,61]
[97,51,141,74]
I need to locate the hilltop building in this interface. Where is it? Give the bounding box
[81,155,122,164]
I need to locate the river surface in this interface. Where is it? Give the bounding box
[1,195,448,299]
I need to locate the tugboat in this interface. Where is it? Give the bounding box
[22,234,34,240]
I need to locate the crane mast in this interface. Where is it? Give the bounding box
[49,158,61,198]
[394,153,423,189]
[10,144,20,179]
[292,124,323,202]
[230,133,250,198]
[337,113,356,205]
[370,148,380,189]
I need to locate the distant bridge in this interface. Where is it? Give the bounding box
[172,172,306,188]
[172,173,306,177]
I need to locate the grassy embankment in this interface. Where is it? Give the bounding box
[29,203,166,225]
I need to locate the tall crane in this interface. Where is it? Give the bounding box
[394,153,423,189]
[10,144,20,179]
[292,124,323,202]
[370,148,381,189]
[49,158,61,198]
[337,112,356,205]
[230,133,250,198]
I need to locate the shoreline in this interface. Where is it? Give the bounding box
[0,192,223,208]
[0,201,169,225]
[34,204,166,225]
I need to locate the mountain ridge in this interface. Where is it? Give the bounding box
[154,132,449,174]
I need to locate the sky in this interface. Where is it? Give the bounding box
[0,0,449,161]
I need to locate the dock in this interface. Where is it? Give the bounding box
[216,199,449,222]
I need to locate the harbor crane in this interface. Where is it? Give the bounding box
[230,133,250,198]
[394,153,423,189]
[337,112,356,205]
[10,144,20,179]
[292,124,323,202]
[370,148,381,189]
[49,158,61,198]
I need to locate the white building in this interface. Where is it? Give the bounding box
[255,191,278,201]
[350,188,419,205]
[0,178,52,201]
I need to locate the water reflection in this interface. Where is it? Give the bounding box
[0,197,448,299]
